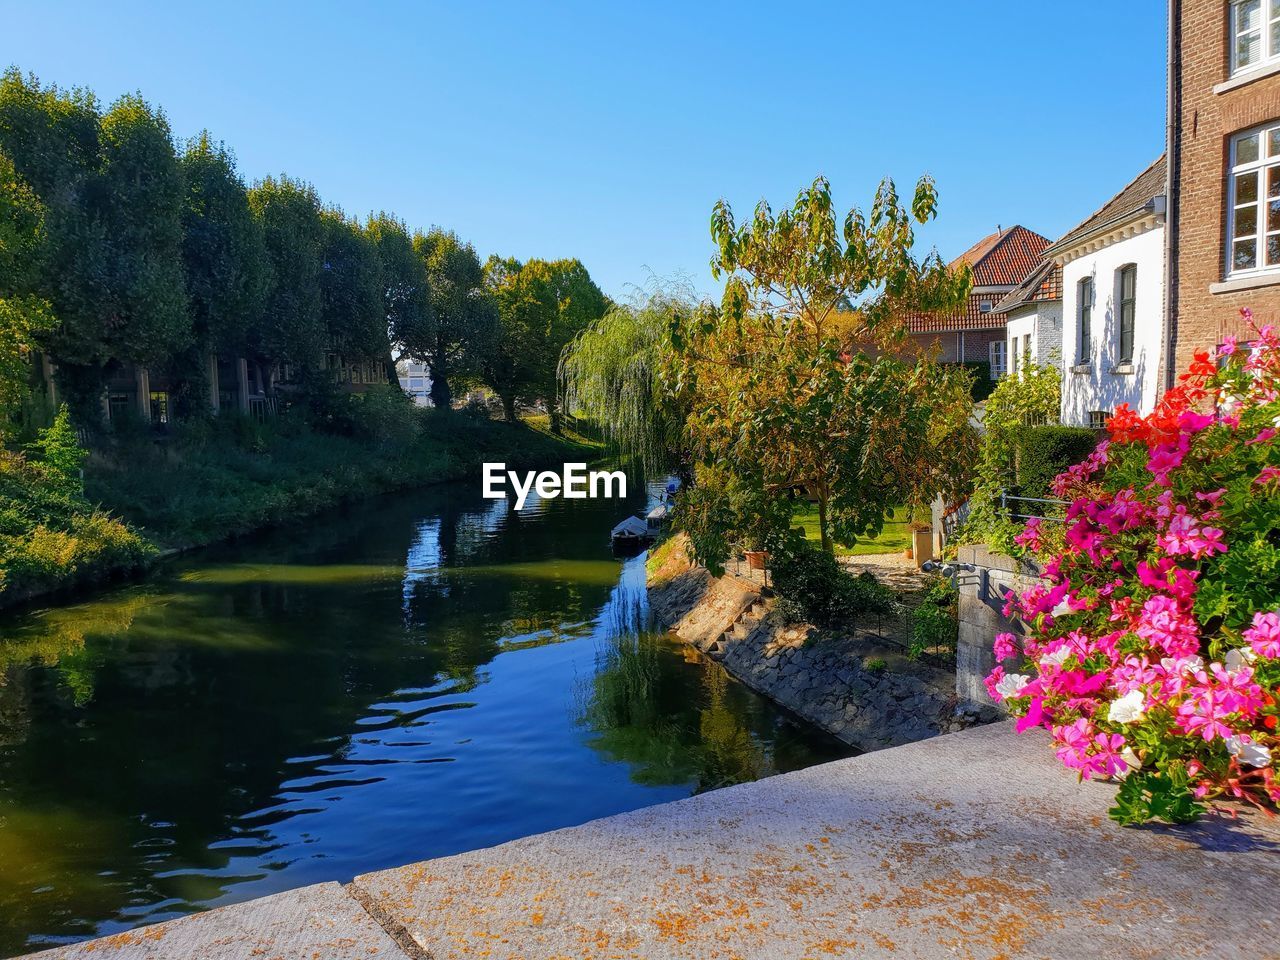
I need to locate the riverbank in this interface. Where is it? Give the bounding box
[646,535,980,751]
[23,721,1280,959]
[0,408,599,611]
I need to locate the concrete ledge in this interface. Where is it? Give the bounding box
[24,882,414,960]
[351,723,1280,959]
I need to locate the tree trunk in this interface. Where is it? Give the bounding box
[430,370,452,409]
[817,486,833,554]
[383,351,399,388]
[502,392,517,422]
[548,398,563,435]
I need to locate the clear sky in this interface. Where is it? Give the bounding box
[2,0,1168,301]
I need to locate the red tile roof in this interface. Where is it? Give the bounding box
[992,260,1063,314]
[903,225,1050,333]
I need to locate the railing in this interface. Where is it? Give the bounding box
[999,491,1070,523]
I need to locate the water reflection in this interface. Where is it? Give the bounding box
[0,479,849,956]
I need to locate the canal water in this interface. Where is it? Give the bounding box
[0,479,849,957]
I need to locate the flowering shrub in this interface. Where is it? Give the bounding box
[989,309,1280,824]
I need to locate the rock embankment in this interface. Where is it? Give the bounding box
[646,536,971,752]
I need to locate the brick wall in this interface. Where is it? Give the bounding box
[1173,0,1280,375]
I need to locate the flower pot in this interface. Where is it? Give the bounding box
[744,550,768,571]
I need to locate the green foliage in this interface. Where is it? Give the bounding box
[771,542,892,629]
[0,150,53,435]
[179,132,267,354]
[909,576,958,660]
[412,229,497,408]
[560,280,694,473]
[962,362,1065,552]
[956,360,994,401]
[25,406,85,494]
[319,208,387,362]
[1012,425,1099,501]
[247,175,326,366]
[0,425,151,601]
[672,175,977,566]
[1108,760,1205,826]
[483,255,607,428]
[863,657,888,673]
[366,212,431,376]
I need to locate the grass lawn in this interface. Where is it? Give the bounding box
[790,502,913,556]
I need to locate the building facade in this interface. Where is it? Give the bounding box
[904,225,1050,381]
[397,359,433,407]
[994,260,1064,375]
[1046,158,1168,426]
[1169,0,1280,377]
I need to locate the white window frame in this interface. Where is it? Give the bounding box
[1231,0,1280,75]
[1227,121,1280,278]
[989,339,1007,379]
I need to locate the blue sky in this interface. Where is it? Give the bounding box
[2,1,1167,300]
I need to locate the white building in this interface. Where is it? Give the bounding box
[993,260,1063,375]
[1044,156,1167,427]
[397,359,433,407]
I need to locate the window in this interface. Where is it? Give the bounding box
[1117,265,1136,364]
[149,391,169,424]
[1078,277,1093,364]
[989,339,1007,379]
[1023,333,1032,369]
[1088,410,1110,430]
[1228,122,1280,276]
[979,300,993,314]
[1232,0,1280,74]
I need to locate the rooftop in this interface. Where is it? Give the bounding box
[905,226,1050,333]
[1045,155,1168,259]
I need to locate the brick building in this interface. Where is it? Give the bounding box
[904,225,1050,379]
[1168,0,1280,379]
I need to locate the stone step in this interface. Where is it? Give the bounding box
[732,621,753,639]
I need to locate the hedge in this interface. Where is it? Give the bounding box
[1013,425,1100,501]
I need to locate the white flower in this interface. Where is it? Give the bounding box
[1226,735,1273,769]
[995,673,1031,699]
[1115,747,1143,780]
[1108,690,1147,724]
[1161,655,1203,675]
[1039,647,1072,669]
[1225,648,1258,673]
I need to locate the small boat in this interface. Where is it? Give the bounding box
[610,515,652,555]
[645,504,669,530]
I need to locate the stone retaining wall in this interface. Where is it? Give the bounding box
[955,544,1046,710]
[647,539,965,752]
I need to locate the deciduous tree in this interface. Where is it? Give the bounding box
[411,229,496,409]
[670,175,976,563]
[247,175,326,379]
[366,212,431,385]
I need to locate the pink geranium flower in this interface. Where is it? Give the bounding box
[1244,610,1280,658]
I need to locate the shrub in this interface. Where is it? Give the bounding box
[864,657,888,672]
[1013,425,1099,501]
[910,576,958,660]
[991,310,1280,824]
[954,360,994,402]
[770,543,892,629]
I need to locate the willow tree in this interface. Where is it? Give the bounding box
[670,175,976,563]
[560,282,694,473]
